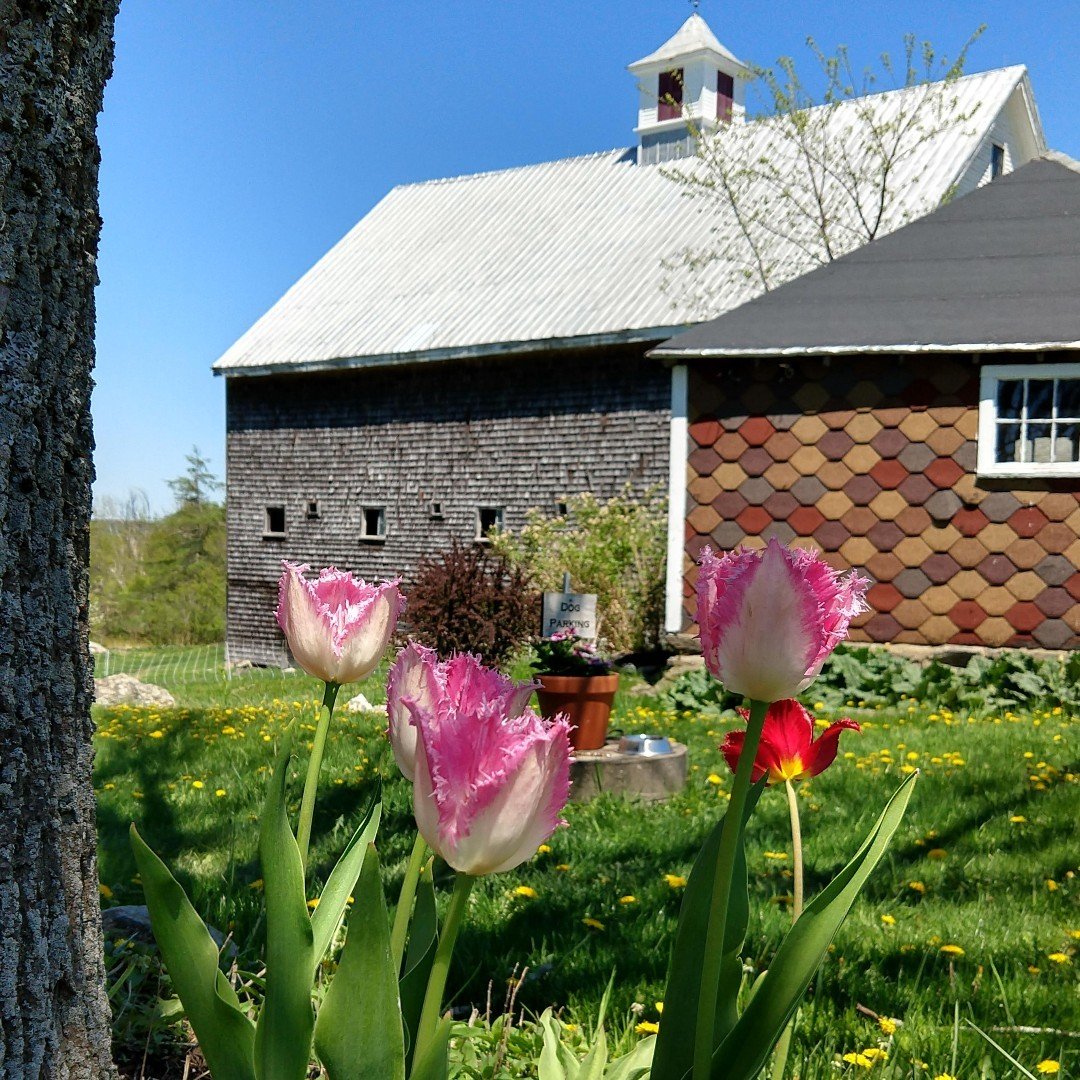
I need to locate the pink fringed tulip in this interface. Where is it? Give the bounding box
[275,561,404,685]
[386,644,537,781]
[697,539,868,702]
[721,699,860,784]
[400,653,571,875]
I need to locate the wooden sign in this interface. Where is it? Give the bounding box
[541,592,598,639]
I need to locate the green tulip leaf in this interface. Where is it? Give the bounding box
[408,1016,453,1080]
[538,1009,579,1080]
[605,1036,656,1080]
[400,861,439,1071]
[314,843,406,1080]
[651,782,763,1080]
[254,733,315,1080]
[129,825,257,1080]
[310,786,382,974]
[711,771,918,1080]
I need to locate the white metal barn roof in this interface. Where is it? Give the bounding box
[214,66,1041,377]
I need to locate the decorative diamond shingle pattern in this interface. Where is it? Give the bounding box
[683,355,1080,648]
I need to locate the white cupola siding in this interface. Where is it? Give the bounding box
[629,12,751,165]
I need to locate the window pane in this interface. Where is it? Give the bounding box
[996,379,1024,419]
[1026,379,1053,420]
[1028,422,1053,463]
[1054,423,1079,464]
[995,423,1021,463]
[1056,379,1080,419]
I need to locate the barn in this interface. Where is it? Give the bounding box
[653,154,1080,650]
[213,14,1046,663]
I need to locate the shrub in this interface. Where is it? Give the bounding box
[406,540,537,665]
[490,487,666,655]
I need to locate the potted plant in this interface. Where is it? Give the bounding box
[531,629,618,751]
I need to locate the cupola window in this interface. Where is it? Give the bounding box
[658,68,684,120]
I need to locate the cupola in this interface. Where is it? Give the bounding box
[629,12,751,165]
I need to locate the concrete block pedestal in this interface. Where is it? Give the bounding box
[569,740,688,803]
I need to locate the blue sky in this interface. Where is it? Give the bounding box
[94,0,1080,513]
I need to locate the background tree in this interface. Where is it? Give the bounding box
[0,1,122,1075]
[662,31,984,308]
[90,452,226,645]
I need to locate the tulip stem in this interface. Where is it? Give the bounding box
[693,697,768,1080]
[770,780,805,1080]
[414,872,474,1065]
[296,680,339,873]
[785,779,804,922]
[390,832,429,972]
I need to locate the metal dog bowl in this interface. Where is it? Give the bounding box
[618,733,674,757]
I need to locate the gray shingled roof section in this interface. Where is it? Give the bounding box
[651,155,1080,359]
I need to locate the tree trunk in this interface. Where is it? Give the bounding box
[0,1,121,1076]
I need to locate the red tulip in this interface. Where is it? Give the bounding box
[720,699,860,784]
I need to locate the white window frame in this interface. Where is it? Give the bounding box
[978,360,1080,479]
[359,505,387,541]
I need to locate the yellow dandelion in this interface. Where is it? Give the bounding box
[191,780,204,789]
[512,886,538,899]
[556,863,570,872]
[908,881,926,894]
[862,1049,888,1062]
[222,725,237,735]
[307,898,319,909]
[664,874,687,889]
[635,1021,660,1035]
[1010,815,1027,823]
[582,917,605,930]
[537,844,552,855]
[215,788,226,797]
[939,944,965,957]
[1046,879,1059,891]
[878,1017,898,1036]
[1068,929,1080,940]
[842,1053,874,1068]
[619,895,638,904]
[148,730,164,739]
[933,1074,957,1080]
[927,848,947,860]
[880,914,896,926]
[1047,952,1071,964]
[1036,1062,1060,1075]
[764,851,789,861]
[707,773,723,785]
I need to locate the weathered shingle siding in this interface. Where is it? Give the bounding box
[226,344,671,664]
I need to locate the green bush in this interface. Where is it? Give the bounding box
[490,488,666,655]
[663,643,1080,716]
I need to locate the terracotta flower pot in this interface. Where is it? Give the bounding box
[535,673,619,752]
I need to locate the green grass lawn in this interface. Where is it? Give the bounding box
[95,653,1079,1078]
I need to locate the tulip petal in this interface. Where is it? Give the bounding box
[803,718,861,778]
[386,643,441,781]
[276,562,338,683]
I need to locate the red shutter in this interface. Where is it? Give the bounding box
[717,72,734,121]
[658,69,683,120]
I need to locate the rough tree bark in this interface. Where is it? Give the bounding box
[0,1,121,1075]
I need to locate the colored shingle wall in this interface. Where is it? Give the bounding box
[682,353,1080,648]
[226,345,670,664]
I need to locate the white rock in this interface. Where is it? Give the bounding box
[345,691,387,715]
[94,674,176,707]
